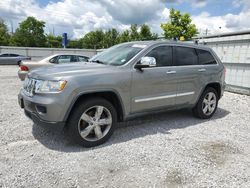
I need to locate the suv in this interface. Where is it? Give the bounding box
[18,41,226,147]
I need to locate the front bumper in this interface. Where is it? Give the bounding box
[24,109,65,130]
[18,90,66,129]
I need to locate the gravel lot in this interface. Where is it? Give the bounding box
[0,65,250,188]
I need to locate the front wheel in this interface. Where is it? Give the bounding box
[193,87,218,119]
[67,98,117,147]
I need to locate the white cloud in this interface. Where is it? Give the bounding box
[0,0,249,39]
[192,0,207,8]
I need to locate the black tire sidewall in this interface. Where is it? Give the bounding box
[194,87,218,119]
[68,98,117,147]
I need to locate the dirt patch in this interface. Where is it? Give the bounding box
[201,141,240,166]
[164,169,187,187]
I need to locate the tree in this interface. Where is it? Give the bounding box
[103,28,119,48]
[130,24,140,41]
[81,30,105,49]
[161,8,198,40]
[139,24,158,40]
[46,35,62,48]
[12,17,46,47]
[117,30,130,43]
[67,40,82,48]
[0,19,10,46]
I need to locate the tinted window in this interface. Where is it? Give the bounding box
[9,54,19,57]
[197,49,217,65]
[78,56,88,62]
[146,46,172,67]
[57,55,72,64]
[175,47,198,66]
[0,54,9,57]
[71,55,78,62]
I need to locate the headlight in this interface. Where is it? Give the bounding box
[35,80,67,93]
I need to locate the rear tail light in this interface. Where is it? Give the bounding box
[20,65,29,71]
[224,67,226,75]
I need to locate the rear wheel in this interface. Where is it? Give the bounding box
[67,98,117,147]
[193,87,218,119]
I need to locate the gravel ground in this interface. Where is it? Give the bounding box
[0,65,250,188]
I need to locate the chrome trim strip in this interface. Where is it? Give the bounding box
[176,91,195,97]
[135,91,195,103]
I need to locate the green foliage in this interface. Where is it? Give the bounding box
[103,28,119,48]
[161,8,198,40]
[130,24,140,41]
[67,40,82,48]
[11,17,46,47]
[140,24,158,40]
[117,30,130,43]
[46,34,62,48]
[0,19,10,46]
[80,30,105,49]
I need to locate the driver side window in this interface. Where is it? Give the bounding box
[146,46,173,67]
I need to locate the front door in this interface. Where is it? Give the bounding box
[131,45,178,113]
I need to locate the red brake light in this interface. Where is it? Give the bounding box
[20,65,29,71]
[224,67,226,75]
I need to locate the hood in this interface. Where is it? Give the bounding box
[28,62,115,80]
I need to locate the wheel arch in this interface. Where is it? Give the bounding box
[195,82,222,106]
[64,90,125,123]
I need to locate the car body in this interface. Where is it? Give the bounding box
[0,53,31,65]
[18,54,89,80]
[18,41,226,147]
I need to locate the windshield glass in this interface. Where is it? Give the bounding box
[90,43,146,66]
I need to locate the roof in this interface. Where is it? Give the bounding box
[122,40,211,50]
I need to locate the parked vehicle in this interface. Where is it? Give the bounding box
[18,54,89,80]
[18,41,226,147]
[0,53,31,65]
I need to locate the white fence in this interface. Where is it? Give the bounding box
[0,46,97,60]
[197,32,250,95]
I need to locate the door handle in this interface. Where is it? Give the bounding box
[166,70,176,74]
[198,68,206,72]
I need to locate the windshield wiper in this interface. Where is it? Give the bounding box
[90,60,106,64]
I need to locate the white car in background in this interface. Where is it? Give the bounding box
[18,54,89,80]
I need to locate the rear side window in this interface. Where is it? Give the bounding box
[174,47,198,66]
[196,49,217,65]
[0,54,9,57]
[78,56,88,62]
[9,54,19,57]
[146,46,172,67]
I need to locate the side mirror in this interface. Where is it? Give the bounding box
[135,56,156,70]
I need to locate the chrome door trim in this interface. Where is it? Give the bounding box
[176,91,195,97]
[135,91,195,103]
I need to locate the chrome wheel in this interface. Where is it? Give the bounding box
[78,105,112,142]
[202,92,217,116]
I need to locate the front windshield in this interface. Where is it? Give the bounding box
[90,43,146,66]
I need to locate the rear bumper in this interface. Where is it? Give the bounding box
[18,70,28,81]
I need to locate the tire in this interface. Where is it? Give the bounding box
[192,87,218,119]
[67,98,117,147]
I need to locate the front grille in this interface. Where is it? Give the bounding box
[23,78,36,97]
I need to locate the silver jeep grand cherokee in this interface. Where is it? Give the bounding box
[18,41,226,147]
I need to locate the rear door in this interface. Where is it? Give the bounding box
[131,45,178,112]
[173,46,204,106]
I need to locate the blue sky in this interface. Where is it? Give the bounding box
[0,0,249,38]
